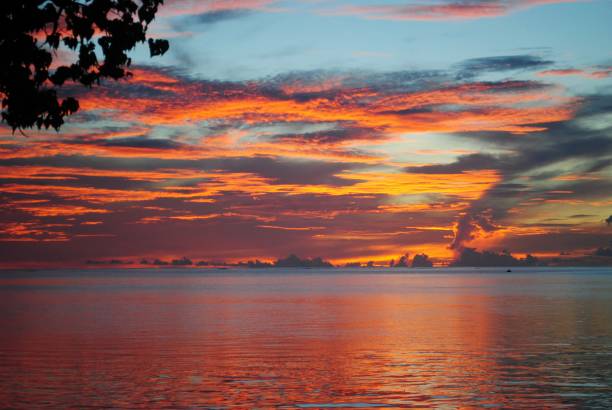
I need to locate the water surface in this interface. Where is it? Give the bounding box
[1,268,611,408]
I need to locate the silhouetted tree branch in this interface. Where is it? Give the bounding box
[0,0,169,131]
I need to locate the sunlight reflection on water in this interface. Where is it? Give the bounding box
[1,268,611,408]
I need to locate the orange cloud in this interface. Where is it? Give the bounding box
[257,225,326,231]
[0,222,70,242]
[18,205,110,217]
[74,70,577,137]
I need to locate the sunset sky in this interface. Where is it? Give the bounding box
[1,0,611,267]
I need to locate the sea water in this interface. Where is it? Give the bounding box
[1,267,611,408]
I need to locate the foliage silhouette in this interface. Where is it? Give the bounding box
[411,253,433,268]
[0,0,169,131]
[274,254,334,268]
[394,253,409,267]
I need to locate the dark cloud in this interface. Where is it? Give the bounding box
[264,68,448,97]
[0,154,360,187]
[457,55,553,78]
[408,135,611,178]
[450,210,499,250]
[211,156,360,186]
[271,126,384,145]
[498,232,612,255]
[406,153,500,174]
[101,137,185,150]
[189,9,252,25]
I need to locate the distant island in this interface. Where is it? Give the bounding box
[85,246,612,268]
[86,254,335,268]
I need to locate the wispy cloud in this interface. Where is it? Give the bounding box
[326,0,585,21]
[159,0,277,18]
[538,67,612,79]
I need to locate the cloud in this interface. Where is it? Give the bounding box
[101,137,186,150]
[423,94,612,252]
[458,55,553,77]
[405,153,500,174]
[326,0,583,21]
[159,0,276,18]
[538,68,612,79]
[269,127,386,145]
[189,9,252,24]
[0,63,608,266]
[66,66,576,138]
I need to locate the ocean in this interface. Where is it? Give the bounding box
[1,267,611,408]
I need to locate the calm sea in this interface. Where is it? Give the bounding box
[1,268,611,409]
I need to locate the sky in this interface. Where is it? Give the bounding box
[1,0,611,267]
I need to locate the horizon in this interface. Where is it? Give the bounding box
[4,247,611,269]
[1,0,611,268]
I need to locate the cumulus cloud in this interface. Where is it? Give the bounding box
[412,94,612,252]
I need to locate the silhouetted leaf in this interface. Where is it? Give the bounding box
[148,38,169,57]
[0,0,168,131]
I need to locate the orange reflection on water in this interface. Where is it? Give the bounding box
[1,270,611,408]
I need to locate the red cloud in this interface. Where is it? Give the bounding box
[159,0,277,17]
[538,68,612,79]
[329,0,584,21]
